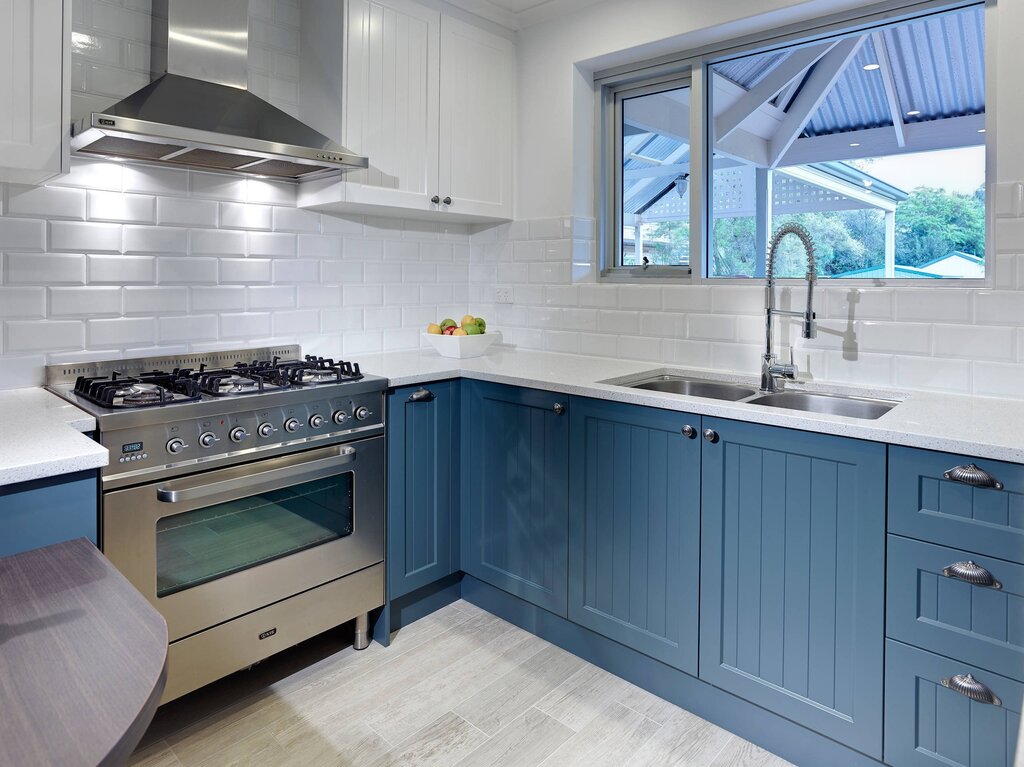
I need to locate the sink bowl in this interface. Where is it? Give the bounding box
[747,391,898,420]
[628,375,757,402]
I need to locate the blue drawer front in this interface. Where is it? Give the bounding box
[889,446,1024,565]
[0,471,98,556]
[887,535,1024,683]
[885,639,1022,767]
[567,397,700,674]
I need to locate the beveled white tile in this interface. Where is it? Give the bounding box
[50,287,121,317]
[0,287,46,318]
[88,191,155,224]
[248,232,296,258]
[88,255,154,285]
[125,287,188,315]
[220,258,272,285]
[220,312,273,339]
[158,257,219,285]
[8,253,86,285]
[7,185,86,220]
[220,202,272,231]
[6,320,85,353]
[51,221,116,252]
[87,317,156,348]
[157,197,219,228]
[124,225,188,254]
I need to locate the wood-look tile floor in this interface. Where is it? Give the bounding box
[131,600,794,767]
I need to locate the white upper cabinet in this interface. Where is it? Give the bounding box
[300,0,515,222]
[0,0,69,184]
[438,15,515,220]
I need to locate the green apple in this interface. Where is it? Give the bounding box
[464,322,482,335]
[439,318,457,330]
[474,317,487,332]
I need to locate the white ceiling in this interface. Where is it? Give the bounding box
[448,0,606,30]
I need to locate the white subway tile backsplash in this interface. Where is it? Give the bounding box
[50,220,121,252]
[122,165,189,197]
[87,191,154,224]
[247,286,296,310]
[0,287,46,318]
[298,233,342,258]
[8,253,86,285]
[272,206,320,233]
[190,172,248,202]
[191,286,246,312]
[6,320,84,353]
[894,356,972,393]
[88,254,154,284]
[345,238,383,260]
[687,314,737,342]
[7,185,86,220]
[272,259,320,283]
[825,288,893,321]
[0,218,47,251]
[221,202,272,230]
[156,257,218,285]
[321,214,363,236]
[87,317,155,347]
[50,287,121,317]
[364,262,404,284]
[322,308,363,332]
[343,285,384,306]
[190,228,245,256]
[123,224,190,254]
[246,179,294,206]
[972,361,1024,398]
[618,286,662,311]
[158,315,219,343]
[273,309,319,335]
[894,290,972,323]
[710,286,762,316]
[247,231,296,258]
[974,291,1024,325]
[220,312,273,339]
[857,321,932,355]
[322,261,363,284]
[220,258,272,285]
[124,286,188,315]
[933,323,1016,361]
[50,159,122,191]
[297,285,342,308]
[157,197,218,228]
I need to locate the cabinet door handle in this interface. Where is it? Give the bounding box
[442,196,452,205]
[943,560,1002,590]
[681,425,697,439]
[703,428,719,444]
[430,195,440,204]
[941,673,1002,706]
[944,463,1004,490]
[553,403,566,415]
[408,388,435,403]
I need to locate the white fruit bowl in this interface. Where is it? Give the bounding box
[423,331,499,359]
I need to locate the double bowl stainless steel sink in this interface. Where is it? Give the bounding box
[623,373,899,420]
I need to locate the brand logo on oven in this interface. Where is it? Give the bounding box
[259,628,277,640]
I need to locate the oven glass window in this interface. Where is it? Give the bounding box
[155,474,354,597]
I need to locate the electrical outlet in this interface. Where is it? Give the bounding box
[495,287,513,304]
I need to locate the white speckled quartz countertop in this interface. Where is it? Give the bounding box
[357,346,1024,464]
[0,389,108,487]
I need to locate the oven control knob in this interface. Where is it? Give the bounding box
[355,406,371,421]
[257,422,275,438]
[284,417,301,433]
[166,438,187,455]
[229,426,248,443]
[333,410,349,425]
[198,431,219,448]
[309,414,325,429]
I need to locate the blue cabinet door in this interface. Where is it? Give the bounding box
[699,418,886,758]
[0,470,98,556]
[885,639,1022,767]
[461,380,569,616]
[387,381,459,599]
[567,396,700,674]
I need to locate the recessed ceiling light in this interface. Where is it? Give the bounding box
[978,128,986,133]
[906,109,921,116]
[849,142,861,147]
[863,179,873,187]
[863,63,880,71]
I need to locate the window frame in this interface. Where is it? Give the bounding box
[597,0,994,288]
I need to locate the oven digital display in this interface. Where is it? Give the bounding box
[122,442,143,454]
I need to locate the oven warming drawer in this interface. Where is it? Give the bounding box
[162,562,383,703]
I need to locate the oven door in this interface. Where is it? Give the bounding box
[103,436,384,642]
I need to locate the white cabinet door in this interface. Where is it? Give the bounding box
[0,0,68,184]
[438,16,514,220]
[342,0,440,213]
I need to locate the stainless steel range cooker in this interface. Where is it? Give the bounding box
[46,345,387,703]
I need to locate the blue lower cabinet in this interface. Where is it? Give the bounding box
[567,397,700,674]
[0,470,98,556]
[885,639,1022,767]
[461,381,569,616]
[387,381,459,599]
[699,418,886,758]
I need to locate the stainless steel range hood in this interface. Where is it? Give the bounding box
[70,0,366,180]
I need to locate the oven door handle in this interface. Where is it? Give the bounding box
[156,446,357,503]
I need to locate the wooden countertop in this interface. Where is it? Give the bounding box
[0,538,167,766]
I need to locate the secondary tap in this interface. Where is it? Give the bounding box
[761,223,817,393]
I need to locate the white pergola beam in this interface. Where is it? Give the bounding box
[779,113,985,166]
[767,36,866,168]
[871,32,905,148]
[779,165,899,211]
[624,162,691,180]
[715,41,837,141]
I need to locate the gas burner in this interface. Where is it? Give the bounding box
[73,372,202,409]
[279,356,364,387]
[191,367,290,397]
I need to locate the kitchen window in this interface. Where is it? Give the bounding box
[601,1,989,283]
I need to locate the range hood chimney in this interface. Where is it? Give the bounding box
[70,0,366,180]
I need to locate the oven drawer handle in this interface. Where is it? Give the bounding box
[156,446,357,503]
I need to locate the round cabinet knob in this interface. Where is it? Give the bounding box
[198,431,218,448]
[553,403,566,415]
[309,414,325,429]
[703,428,719,444]
[442,196,452,205]
[166,438,187,455]
[333,410,349,425]
[430,195,440,204]
[681,425,697,439]
[284,417,301,433]
[257,422,275,438]
[229,426,248,443]
[355,406,371,421]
